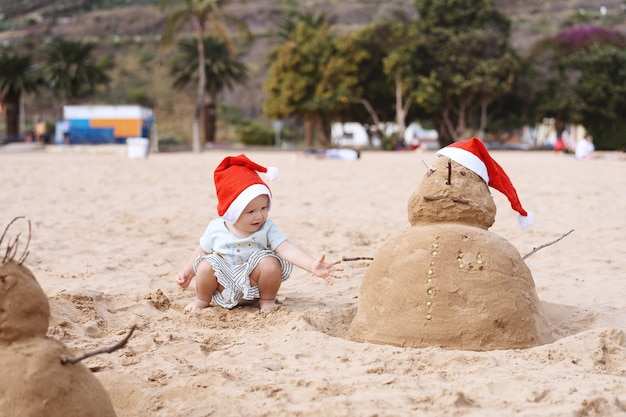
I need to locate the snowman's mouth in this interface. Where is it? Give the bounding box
[422,195,470,204]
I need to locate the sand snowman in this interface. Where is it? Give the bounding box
[348,138,553,351]
[0,219,117,417]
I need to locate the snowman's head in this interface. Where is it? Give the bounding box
[1,218,50,343]
[408,156,497,229]
[0,261,50,343]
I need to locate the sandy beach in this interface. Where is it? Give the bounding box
[1,145,625,417]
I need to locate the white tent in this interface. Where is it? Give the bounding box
[331,123,373,148]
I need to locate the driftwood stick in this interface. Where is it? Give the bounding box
[342,256,374,261]
[422,160,436,176]
[0,216,22,247]
[61,325,137,365]
[1,216,31,265]
[423,195,470,204]
[523,229,574,260]
[18,220,31,264]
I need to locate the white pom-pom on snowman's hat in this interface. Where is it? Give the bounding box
[436,137,533,229]
[214,154,279,224]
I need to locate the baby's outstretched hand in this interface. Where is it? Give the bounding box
[175,269,194,289]
[311,254,343,285]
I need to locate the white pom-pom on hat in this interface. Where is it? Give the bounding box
[518,211,534,231]
[265,166,279,181]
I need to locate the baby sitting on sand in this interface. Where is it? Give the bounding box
[175,154,342,312]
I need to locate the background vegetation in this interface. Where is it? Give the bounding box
[1,0,625,150]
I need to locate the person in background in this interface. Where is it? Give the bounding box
[34,119,47,143]
[553,133,567,152]
[575,134,595,160]
[61,119,71,144]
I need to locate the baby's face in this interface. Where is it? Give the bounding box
[233,195,270,235]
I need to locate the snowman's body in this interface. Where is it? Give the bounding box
[348,156,553,351]
[0,260,117,417]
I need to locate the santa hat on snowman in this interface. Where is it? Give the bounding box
[436,137,534,230]
[213,154,280,224]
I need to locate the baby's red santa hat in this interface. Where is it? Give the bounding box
[436,137,533,230]
[214,154,279,224]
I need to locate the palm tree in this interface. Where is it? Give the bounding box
[0,51,41,139]
[159,0,251,152]
[170,36,247,143]
[42,38,110,107]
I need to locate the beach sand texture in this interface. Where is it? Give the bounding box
[1,147,625,417]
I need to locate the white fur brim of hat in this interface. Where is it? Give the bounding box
[436,147,489,183]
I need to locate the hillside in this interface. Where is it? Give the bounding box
[1,0,624,143]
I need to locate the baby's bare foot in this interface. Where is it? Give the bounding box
[259,298,278,312]
[184,298,210,312]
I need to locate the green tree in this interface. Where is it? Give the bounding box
[347,18,423,145]
[527,33,582,139]
[411,0,519,146]
[159,0,251,152]
[0,51,41,139]
[381,19,426,142]
[568,44,626,150]
[169,36,247,143]
[485,58,540,136]
[342,23,393,125]
[42,38,110,107]
[267,11,336,146]
[263,17,365,147]
[528,26,626,147]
